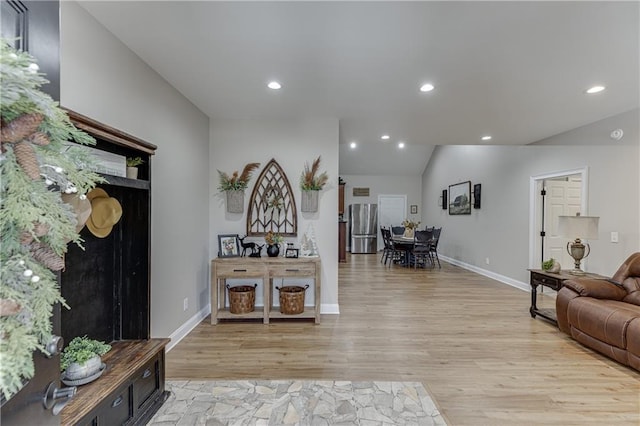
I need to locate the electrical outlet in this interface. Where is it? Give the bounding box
[611,231,619,243]
[485,257,490,265]
[183,298,188,311]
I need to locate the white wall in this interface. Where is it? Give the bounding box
[340,175,423,250]
[210,118,340,313]
[533,108,639,146]
[422,143,640,284]
[60,2,210,338]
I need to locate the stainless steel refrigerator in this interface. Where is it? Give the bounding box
[349,204,378,254]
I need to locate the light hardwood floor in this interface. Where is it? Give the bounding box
[166,254,640,425]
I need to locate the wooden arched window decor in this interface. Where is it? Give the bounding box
[247,158,298,236]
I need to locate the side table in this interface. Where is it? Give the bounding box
[528,269,574,325]
[527,269,607,325]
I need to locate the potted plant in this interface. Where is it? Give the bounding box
[61,336,111,383]
[300,156,328,212]
[264,230,284,257]
[126,156,144,179]
[402,219,421,238]
[542,258,561,273]
[218,162,260,213]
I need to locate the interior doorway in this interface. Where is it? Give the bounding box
[378,194,407,251]
[529,168,589,270]
[544,176,583,269]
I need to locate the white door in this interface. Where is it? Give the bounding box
[378,195,407,250]
[544,176,582,269]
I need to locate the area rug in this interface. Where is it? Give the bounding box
[148,380,446,425]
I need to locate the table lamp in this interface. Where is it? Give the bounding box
[558,213,599,275]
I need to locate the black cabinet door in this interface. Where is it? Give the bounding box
[0,1,62,425]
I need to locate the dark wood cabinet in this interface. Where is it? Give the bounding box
[61,110,156,344]
[60,111,168,425]
[338,183,345,215]
[338,182,346,262]
[95,384,132,426]
[62,340,168,426]
[338,221,347,263]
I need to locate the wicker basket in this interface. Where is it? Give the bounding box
[276,284,309,315]
[227,284,257,314]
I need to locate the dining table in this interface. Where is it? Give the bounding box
[389,235,415,266]
[391,235,416,244]
[391,234,433,268]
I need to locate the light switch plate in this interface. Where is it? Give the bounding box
[611,231,619,243]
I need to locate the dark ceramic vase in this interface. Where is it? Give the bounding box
[267,244,280,257]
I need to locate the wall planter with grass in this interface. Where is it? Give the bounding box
[218,162,260,213]
[300,156,328,213]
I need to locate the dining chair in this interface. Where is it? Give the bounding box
[429,227,442,268]
[386,230,411,267]
[391,226,405,236]
[411,229,434,269]
[380,227,393,265]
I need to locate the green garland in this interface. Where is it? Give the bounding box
[0,39,104,399]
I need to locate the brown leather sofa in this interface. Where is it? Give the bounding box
[556,252,640,371]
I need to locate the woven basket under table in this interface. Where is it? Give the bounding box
[276,285,309,315]
[227,284,257,314]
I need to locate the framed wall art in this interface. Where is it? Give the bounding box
[218,234,240,257]
[410,205,418,214]
[448,181,471,215]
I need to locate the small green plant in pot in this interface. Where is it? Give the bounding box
[541,258,561,273]
[126,156,145,179]
[61,336,111,381]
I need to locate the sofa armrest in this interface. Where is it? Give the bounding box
[562,278,627,300]
[557,287,579,334]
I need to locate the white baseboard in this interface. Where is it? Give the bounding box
[166,259,526,351]
[166,303,211,352]
[166,302,339,352]
[321,303,340,314]
[439,255,529,292]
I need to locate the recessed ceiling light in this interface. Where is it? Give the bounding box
[586,85,605,94]
[419,83,435,92]
[350,142,357,149]
[381,134,390,140]
[267,81,282,90]
[398,142,405,149]
[481,135,492,141]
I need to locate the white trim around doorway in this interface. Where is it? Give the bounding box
[528,167,590,270]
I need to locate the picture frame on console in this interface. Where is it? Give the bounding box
[218,234,240,258]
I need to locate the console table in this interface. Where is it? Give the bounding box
[528,269,606,325]
[211,257,321,324]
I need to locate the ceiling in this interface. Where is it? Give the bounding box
[78,1,639,176]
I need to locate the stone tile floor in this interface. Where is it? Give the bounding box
[148,380,446,425]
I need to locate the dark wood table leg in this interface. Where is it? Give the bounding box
[530,283,538,318]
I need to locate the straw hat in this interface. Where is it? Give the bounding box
[86,188,122,238]
[61,193,92,233]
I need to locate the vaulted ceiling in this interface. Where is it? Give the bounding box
[79,1,639,176]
